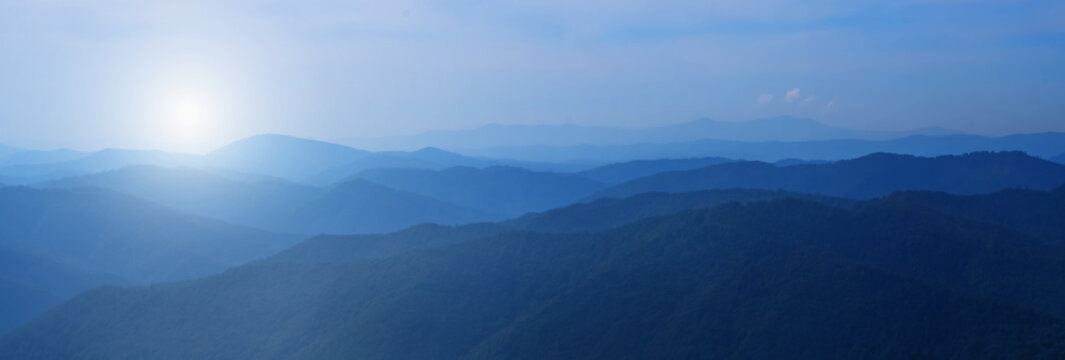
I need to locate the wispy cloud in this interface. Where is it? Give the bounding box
[785,88,801,103]
[757,93,774,104]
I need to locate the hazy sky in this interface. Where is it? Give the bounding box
[0,0,1063,153]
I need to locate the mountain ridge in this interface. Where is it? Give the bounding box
[281,179,495,234]
[341,116,959,151]
[453,132,1065,163]
[593,151,1065,200]
[5,197,1065,358]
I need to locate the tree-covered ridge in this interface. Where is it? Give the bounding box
[5,195,1065,359]
[882,188,1065,248]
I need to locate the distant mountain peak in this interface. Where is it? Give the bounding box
[412,147,459,156]
[753,115,820,124]
[211,134,367,154]
[206,134,372,181]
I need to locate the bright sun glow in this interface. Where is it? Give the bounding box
[168,96,209,144]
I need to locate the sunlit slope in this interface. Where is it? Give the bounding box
[41,165,323,232]
[42,166,495,235]
[0,186,297,283]
[204,134,372,181]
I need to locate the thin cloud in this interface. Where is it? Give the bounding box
[785,88,801,103]
[757,93,773,104]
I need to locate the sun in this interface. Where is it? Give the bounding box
[167,96,208,143]
[140,61,238,153]
[172,96,205,133]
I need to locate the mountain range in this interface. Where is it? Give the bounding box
[204,134,373,181]
[0,186,300,334]
[32,151,1064,237]
[0,149,84,169]
[4,127,1065,356]
[575,157,734,185]
[455,133,1065,163]
[0,244,124,335]
[0,149,197,184]
[302,147,586,187]
[40,165,324,233]
[1053,152,1065,164]
[281,179,492,234]
[342,116,957,151]
[592,151,1065,200]
[353,166,605,217]
[5,191,1064,358]
[0,187,296,283]
[0,135,593,186]
[6,131,1065,188]
[271,189,850,265]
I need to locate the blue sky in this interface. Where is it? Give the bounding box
[0,0,1063,153]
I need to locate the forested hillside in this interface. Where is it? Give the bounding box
[5,196,1065,359]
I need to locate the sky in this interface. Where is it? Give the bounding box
[0,0,1063,153]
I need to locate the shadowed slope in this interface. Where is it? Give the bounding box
[5,199,1065,359]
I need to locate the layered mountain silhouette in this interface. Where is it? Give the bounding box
[0,186,300,336]
[5,195,1064,359]
[0,149,83,168]
[269,223,507,264]
[1052,152,1065,164]
[506,189,852,233]
[0,187,297,283]
[4,129,1065,357]
[593,151,1065,200]
[0,245,124,334]
[40,165,324,232]
[303,147,583,187]
[39,165,510,235]
[281,179,494,234]
[883,188,1065,248]
[204,134,372,182]
[0,144,20,158]
[353,166,605,217]
[271,189,848,265]
[7,131,1063,187]
[0,149,198,184]
[344,116,957,151]
[576,157,733,185]
[455,133,1065,163]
